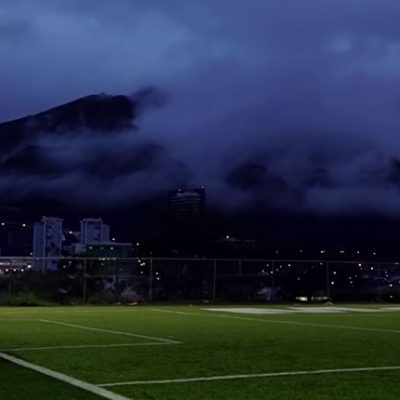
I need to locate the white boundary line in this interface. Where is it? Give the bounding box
[98,365,400,387]
[2,342,170,352]
[0,351,132,400]
[0,308,139,316]
[39,319,181,344]
[153,309,400,335]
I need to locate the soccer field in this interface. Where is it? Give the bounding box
[1,305,400,400]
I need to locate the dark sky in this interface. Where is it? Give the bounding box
[1,0,400,215]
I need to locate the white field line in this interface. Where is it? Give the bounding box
[98,365,400,387]
[0,308,141,315]
[203,307,295,315]
[39,319,181,344]
[1,342,170,352]
[0,351,132,400]
[153,309,400,335]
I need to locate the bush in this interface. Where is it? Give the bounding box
[86,292,116,305]
[4,292,53,306]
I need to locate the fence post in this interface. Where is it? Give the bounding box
[212,259,217,303]
[271,261,275,301]
[326,262,331,300]
[148,257,153,302]
[8,272,12,301]
[82,259,87,304]
[377,264,382,302]
[115,260,119,288]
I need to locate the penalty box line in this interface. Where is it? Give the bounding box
[39,319,181,344]
[152,309,400,335]
[1,342,171,352]
[98,365,400,387]
[0,351,132,400]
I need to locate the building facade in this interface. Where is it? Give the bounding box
[33,217,63,270]
[80,218,110,244]
[168,187,206,223]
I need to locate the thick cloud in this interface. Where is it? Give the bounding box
[1,0,400,214]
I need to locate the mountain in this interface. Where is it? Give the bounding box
[0,89,186,208]
[1,91,400,254]
[0,94,136,157]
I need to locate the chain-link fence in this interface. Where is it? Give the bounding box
[0,257,400,305]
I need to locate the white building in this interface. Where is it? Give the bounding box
[80,218,110,244]
[33,217,63,270]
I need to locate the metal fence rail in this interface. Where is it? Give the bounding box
[0,257,399,305]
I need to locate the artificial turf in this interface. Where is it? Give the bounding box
[1,305,400,399]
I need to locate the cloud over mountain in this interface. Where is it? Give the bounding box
[1,1,400,215]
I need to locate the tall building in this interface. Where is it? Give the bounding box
[33,217,63,270]
[168,187,205,220]
[80,218,110,244]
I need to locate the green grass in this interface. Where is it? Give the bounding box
[1,305,400,399]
